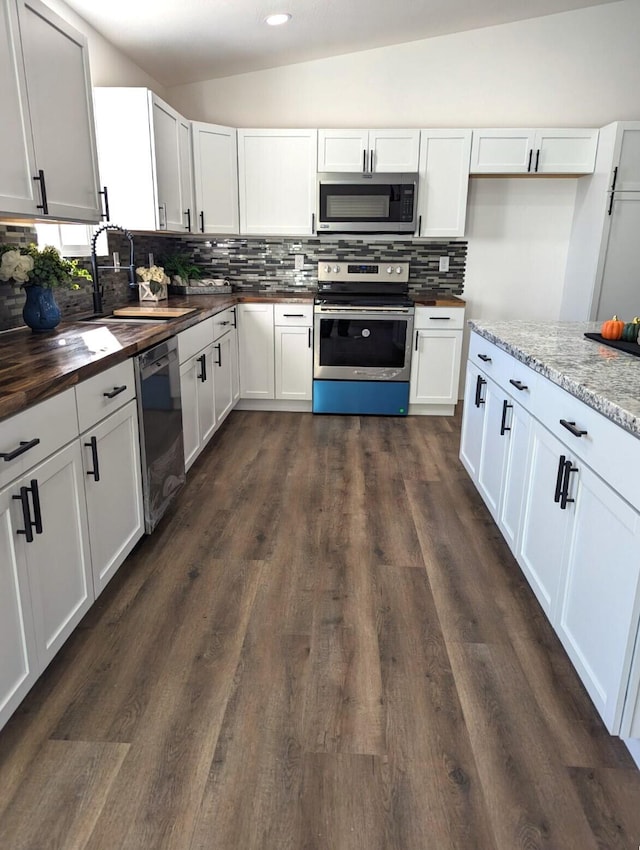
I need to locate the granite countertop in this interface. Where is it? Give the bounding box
[469,319,640,438]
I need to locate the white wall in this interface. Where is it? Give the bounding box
[167,2,640,129]
[44,0,167,95]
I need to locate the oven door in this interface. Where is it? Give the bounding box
[314,307,414,381]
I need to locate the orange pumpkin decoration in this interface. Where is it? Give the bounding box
[601,315,625,340]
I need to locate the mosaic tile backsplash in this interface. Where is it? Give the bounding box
[0,224,466,331]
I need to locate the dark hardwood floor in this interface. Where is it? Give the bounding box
[1,409,639,849]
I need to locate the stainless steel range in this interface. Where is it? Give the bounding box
[313,262,414,415]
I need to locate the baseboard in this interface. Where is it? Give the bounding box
[236,399,312,412]
[408,403,457,416]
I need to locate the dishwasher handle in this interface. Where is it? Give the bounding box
[140,352,174,380]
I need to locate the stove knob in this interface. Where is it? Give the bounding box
[386,266,393,274]
[396,266,403,274]
[324,264,331,273]
[333,265,340,274]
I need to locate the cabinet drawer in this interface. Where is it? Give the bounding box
[76,360,135,433]
[213,307,237,341]
[468,332,538,411]
[0,389,77,490]
[533,374,640,511]
[274,304,313,326]
[468,332,509,380]
[415,306,465,330]
[177,318,214,363]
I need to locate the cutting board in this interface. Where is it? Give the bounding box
[112,306,197,319]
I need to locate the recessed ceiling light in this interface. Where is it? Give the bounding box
[265,13,291,26]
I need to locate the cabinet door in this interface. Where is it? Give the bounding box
[178,115,194,233]
[82,401,144,597]
[179,357,200,470]
[534,129,598,174]
[317,130,368,172]
[275,325,313,400]
[417,130,471,237]
[517,421,570,618]
[238,304,275,398]
[498,399,532,554]
[238,130,317,235]
[151,94,183,231]
[557,462,640,733]
[214,332,234,423]
[18,0,100,222]
[369,129,420,172]
[469,129,536,174]
[409,330,462,405]
[459,361,487,482]
[0,0,38,216]
[22,441,93,669]
[230,314,240,404]
[192,122,239,234]
[0,485,37,733]
[197,346,216,448]
[594,194,640,320]
[476,379,509,521]
[612,123,640,191]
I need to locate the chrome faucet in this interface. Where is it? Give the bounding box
[90,223,136,316]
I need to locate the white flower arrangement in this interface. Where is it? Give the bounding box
[136,264,169,301]
[0,249,34,283]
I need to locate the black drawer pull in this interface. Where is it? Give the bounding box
[560,419,587,438]
[198,353,207,382]
[477,354,492,363]
[283,313,305,318]
[1,437,40,462]
[554,454,566,503]
[85,436,100,482]
[13,486,34,543]
[215,343,222,367]
[231,308,237,328]
[474,374,486,408]
[509,379,528,391]
[29,479,43,534]
[103,385,127,399]
[429,316,451,320]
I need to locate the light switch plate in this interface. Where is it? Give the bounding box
[294,254,304,271]
[439,256,450,272]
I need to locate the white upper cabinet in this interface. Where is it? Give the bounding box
[610,123,640,192]
[0,0,101,221]
[318,129,420,173]
[470,128,599,174]
[237,129,317,236]
[93,88,194,233]
[192,122,239,234]
[416,130,472,237]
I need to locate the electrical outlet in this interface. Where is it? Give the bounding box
[294,253,305,271]
[439,256,450,273]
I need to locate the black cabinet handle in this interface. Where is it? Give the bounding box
[199,210,205,233]
[534,149,540,172]
[560,419,587,438]
[474,374,486,408]
[527,149,533,173]
[215,344,222,367]
[509,379,528,391]
[33,169,49,214]
[184,208,192,232]
[477,353,491,363]
[308,327,312,348]
[99,186,110,221]
[362,149,367,174]
[370,149,374,173]
[84,436,100,482]
[417,214,422,236]
[610,165,618,193]
[13,486,34,543]
[103,385,127,399]
[283,313,305,318]
[500,399,512,436]
[198,353,207,381]
[608,190,615,216]
[560,459,578,510]
[429,316,451,321]
[29,478,43,534]
[415,330,419,351]
[1,437,40,462]
[554,454,567,503]
[231,307,237,328]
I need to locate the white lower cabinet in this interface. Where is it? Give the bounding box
[238,303,275,398]
[274,325,313,400]
[15,441,93,670]
[410,307,464,412]
[461,330,640,737]
[213,331,236,424]
[81,400,144,596]
[180,344,216,470]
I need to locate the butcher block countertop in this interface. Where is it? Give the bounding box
[0,290,464,422]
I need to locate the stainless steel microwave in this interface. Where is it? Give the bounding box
[316,173,418,234]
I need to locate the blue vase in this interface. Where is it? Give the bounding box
[22,284,61,332]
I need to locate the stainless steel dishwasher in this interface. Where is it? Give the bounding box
[134,336,185,533]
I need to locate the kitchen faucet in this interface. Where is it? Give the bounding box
[90,223,136,316]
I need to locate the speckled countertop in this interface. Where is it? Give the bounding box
[469,320,640,438]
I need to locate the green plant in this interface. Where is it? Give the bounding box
[159,251,202,283]
[0,243,92,289]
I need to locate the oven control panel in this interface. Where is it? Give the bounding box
[317,262,409,283]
